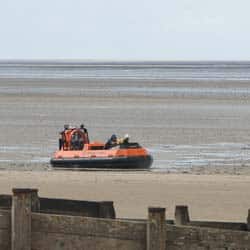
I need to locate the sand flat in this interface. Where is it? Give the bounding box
[1,79,250,171]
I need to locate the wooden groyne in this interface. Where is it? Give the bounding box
[0,188,250,249]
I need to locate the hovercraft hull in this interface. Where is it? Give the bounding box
[51,155,153,169]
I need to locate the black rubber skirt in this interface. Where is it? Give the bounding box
[50,155,153,169]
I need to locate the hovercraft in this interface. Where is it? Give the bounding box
[50,125,153,169]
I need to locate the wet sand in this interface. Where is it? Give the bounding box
[1,79,250,171]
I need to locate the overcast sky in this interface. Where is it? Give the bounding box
[0,0,249,60]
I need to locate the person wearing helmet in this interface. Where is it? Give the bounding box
[80,124,88,133]
[123,134,129,144]
[79,124,90,144]
[117,134,130,145]
[59,124,69,150]
[104,134,118,149]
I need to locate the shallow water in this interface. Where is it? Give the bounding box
[1,61,250,80]
[150,143,250,171]
[2,86,250,98]
[0,143,250,171]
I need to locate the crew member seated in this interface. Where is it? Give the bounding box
[104,134,118,149]
[117,134,129,145]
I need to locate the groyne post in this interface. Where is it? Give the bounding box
[11,188,39,250]
[175,205,190,225]
[147,207,166,250]
[99,201,116,219]
[247,209,250,231]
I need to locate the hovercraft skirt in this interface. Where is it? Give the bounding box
[51,155,153,169]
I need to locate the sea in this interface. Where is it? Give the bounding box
[1,60,250,80]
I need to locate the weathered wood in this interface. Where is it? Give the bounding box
[189,220,247,230]
[147,207,166,250]
[175,205,190,225]
[0,209,10,229]
[0,229,11,250]
[0,210,11,249]
[39,197,99,215]
[0,195,12,209]
[32,232,145,250]
[30,190,40,212]
[247,209,250,231]
[166,224,250,249]
[0,195,115,218]
[99,201,115,219]
[32,212,146,240]
[1,187,250,250]
[39,197,115,218]
[11,188,38,250]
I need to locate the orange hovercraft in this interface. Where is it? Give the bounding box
[50,125,153,169]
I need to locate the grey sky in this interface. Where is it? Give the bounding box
[0,0,249,60]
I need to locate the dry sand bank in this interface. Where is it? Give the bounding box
[0,170,250,222]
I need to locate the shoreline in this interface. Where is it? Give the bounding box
[1,161,250,175]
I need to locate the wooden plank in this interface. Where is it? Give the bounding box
[11,188,38,250]
[31,213,146,241]
[0,195,115,218]
[0,229,11,250]
[147,207,166,250]
[175,205,190,225]
[0,210,10,229]
[39,197,99,215]
[32,232,145,250]
[99,201,116,219]
[247,208,250,231]
[166,224,250,248]
[189,220,247,231]
[39,198,115,218]
[0,195,11,209]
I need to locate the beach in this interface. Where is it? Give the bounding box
[1,170,250,222]
[1,62,250,220]
[1,78,250,171]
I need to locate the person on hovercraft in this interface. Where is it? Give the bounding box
[71,132,84,150]
[104,134,118,149]
[80,124,88,133]
[117,134,130,145]
[79,124,90,144]
[59,124,70,149]
[105,134,130,149]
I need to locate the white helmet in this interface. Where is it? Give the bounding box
[124,134,129,139]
